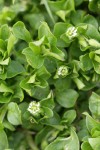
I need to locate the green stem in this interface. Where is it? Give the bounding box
[41,0,55,24]
[26,133,39,150]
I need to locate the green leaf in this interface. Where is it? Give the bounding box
[53,22,68,47]
[13,21,32,42]
[0,123,4,130]
[80,53,93,71]
[3,120,15,131]
[31,36,45,47]
[22,47,44,69]
[92,60,100,74]
[38,22,57,46]
[88,39,100,48]
[0,83,13,93]
[48,0,75,12]
[83,14,98,28]
[62,110,76,124]
[0,39,6,52]
[27,74,36,84]
[7,34,16,56]
[25,13,45,30]
[64,0,75,11]
[35,127,51,145]
[40,112,61,129]
[7,102,22,125]
[54,77,71,91]
[40,92,55,109]
[43,46,65,61]
[86,24,100,41]
[36,78,48,88]
[48,0,66,12]
[71,10,85,25]
[73,78,85,90]
[94,54,100,63]
[42,106,53,118]
[7,60,25,78]
[51,46,65,61]
[56,10,66,21]
[20,78,35,96]
[88,0,99,13]
[0,105,8,123]
[1,1,100,149]
[78,129,89,141]
[0,24,10,40]
[0,82,13,103]
[56,89,79,108]
[0,95,12,103]
[36,66,51,80]
[89,92,100,117]
[29,41,41,54]
[44,57,57,73]
[81,142,93,150]
[32,86,50,100]
[0,130,8,150]
[83,112,100,133]
[91,127,100,138]
[89,137,100,150]
[74,0,84,6]
[13,86,24,102]
[61,32,72,44]
[78,36,89,51]
[94,49,100,55]
[45,129,79,150]
[0,57,10,65]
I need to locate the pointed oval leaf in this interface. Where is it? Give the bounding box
[7,102,22,125]
[45,129,79,150]
[0,130,8,150]
[89,92,100,117]
[7,60,25,78]
[83,112,100,133]
[22,47,44,69]
[13,21,32,42]
[56,89,79,108]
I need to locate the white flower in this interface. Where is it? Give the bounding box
[57,66,68,77]
[66,26,77,40]
[27,101,41,116]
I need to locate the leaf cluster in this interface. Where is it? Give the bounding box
[0,0,100,150]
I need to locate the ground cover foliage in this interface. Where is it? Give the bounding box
[0,0,100,149]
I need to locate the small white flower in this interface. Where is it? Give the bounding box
[66,26,77,40]
[57,66,68,77]
[27,101,41,116]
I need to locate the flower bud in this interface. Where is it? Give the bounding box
[54,66,69,79]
